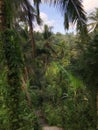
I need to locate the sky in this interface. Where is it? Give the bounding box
[34,0,98,34]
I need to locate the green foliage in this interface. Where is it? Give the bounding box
[40,60,94,129]
[0,30,39,129]
[0,70,9,130]
[4,0,13,28]
[68,32,98,129]
[83,34,98,90]
[23,30,96,129]
[1,29,23,129]
[43,103,62,126]
[43,25,53,40]
[0,28,96,129]
[0,1,97,128]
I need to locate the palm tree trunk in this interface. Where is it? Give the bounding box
[96,90,98,130]
[26,2,36,59]
[0,1,23,129]
[0,0,5,31]
[21,76,31,107]
[29,25,36,58]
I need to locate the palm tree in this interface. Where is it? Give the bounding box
[0,0,88,38]
[0,0,41,129]
[88,8,98,129]
[43,24,53,40]
[0,0,87,129]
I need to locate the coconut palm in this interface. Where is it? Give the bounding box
[0,0,88,32]
[0,0,87,129]
[0,0,41,129]
[88,9,98,128]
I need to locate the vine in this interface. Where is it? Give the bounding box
[2,29,24,129]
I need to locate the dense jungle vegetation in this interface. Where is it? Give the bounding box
[0,0,98,130]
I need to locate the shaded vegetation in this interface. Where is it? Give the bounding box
[0,0,98,129]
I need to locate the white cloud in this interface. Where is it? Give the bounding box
[34,1,98,33]
[83,0,98,14]
[34,12,55,32]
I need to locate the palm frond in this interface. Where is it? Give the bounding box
[88,22,98,32]
[10,0,41,28]
[34,0,41,24]
[49,0,87,34]
[88,8,98,32]
[88,16,97,21]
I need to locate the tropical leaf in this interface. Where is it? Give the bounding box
[88,8,98,32]
[34,0,41,24]
[58,64,84,89]
[48,0,87,34]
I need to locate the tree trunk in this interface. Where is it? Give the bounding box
[21,76,32,107]
[0,0,23,129]
[3,29,23,130]
[0,0,5,31]
[97,90,98,130]
[27,3,36,59]
[29,25,36,59]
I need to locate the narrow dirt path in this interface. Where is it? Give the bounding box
[42,126,63,130]
[35,110,63,130]
[35,110,48,126]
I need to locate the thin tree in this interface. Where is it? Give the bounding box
[0,0,40,129]
[0,0,88,129]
